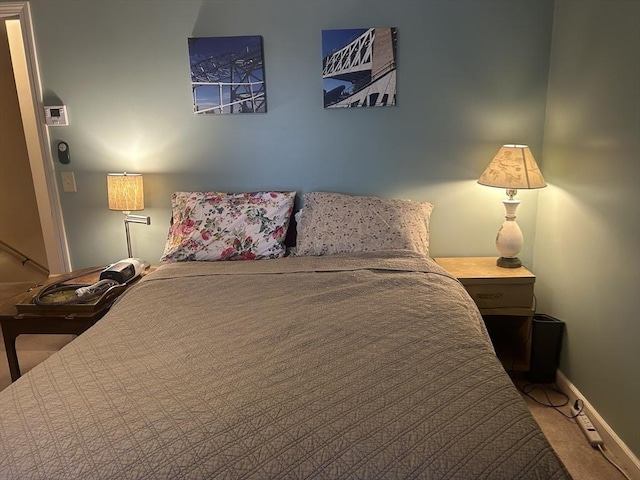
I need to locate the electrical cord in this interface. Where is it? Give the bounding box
[33,266,118,306]
[519,381,632,479]
[597,444,632,480]
[518,381,583,419]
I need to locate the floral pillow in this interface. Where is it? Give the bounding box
[160,191,296,262]
[296,192,434,256]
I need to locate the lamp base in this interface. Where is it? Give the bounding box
[497,256,522,268]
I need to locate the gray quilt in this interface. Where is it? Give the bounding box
[0,250,569,479]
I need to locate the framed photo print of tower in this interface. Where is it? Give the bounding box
[188,36,267,114]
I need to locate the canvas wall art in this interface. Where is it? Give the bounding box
[322,27,397,108]
[188,36,267,114]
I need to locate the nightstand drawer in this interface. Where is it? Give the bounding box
[434,257,535,370]
[463,282,534,309]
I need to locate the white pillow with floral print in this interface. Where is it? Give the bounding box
[160,191,296,262]
[296,192,434,256]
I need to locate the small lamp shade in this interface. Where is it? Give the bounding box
[477,144,546,191]
[107,172,150,258]
[107,173,144,212]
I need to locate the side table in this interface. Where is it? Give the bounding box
[0,265,142,382]
[434,257,536,371]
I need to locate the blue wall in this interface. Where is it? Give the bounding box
[26,0,554,266]
[536,1,640,458]
[15,0,640,461]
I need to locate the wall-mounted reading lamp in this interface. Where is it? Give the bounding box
[107,172,151,258]
[477,144,546,268]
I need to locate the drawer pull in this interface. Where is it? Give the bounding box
[477,293,503,299]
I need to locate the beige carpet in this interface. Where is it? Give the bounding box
[0,283,631,479]
[513,373,631,479]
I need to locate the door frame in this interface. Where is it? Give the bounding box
[1,1,70,274]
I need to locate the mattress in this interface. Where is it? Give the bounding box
[0,250,569,479]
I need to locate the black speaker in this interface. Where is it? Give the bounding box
[528,314,565,383]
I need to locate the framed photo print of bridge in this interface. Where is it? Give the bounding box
[188,36,267,114]
[322,27,397,108]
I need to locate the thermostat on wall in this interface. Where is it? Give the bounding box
[44,105,69,126]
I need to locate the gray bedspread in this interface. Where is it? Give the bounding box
[0,250,569,479]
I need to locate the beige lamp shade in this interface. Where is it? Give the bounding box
[477,145,546,268]
[107,173,144,212]
[477,144,546,190]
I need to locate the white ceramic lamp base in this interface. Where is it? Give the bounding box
[495,199,523,268]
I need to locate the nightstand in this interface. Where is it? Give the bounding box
[434,257,535,371]
[0,265,151,382]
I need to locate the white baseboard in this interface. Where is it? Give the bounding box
[556,370,640,480]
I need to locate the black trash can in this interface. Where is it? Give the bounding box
[528,314,565,384]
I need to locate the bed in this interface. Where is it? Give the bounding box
[0,191,569,479]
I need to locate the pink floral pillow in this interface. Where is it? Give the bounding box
[160,191,296,262]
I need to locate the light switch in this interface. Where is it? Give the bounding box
[61,171,77,192]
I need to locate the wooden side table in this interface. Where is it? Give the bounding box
[0,299,111,381]
[434,257,535,371]
[0,266,144,382]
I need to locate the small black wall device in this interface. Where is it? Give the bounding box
[57,141,70,164]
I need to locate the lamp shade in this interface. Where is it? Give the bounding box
[107,173,144,212]
[477,144,546,190]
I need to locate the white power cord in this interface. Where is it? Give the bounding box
[75,279,118,298]
[596,444,631,480]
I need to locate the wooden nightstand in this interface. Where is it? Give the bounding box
[434,257,535,371]
[0,265,152,382]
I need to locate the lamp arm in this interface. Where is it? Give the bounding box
[122,214,151,258]
[125,214,151,225]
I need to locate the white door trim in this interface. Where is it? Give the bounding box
[1,1,70,274]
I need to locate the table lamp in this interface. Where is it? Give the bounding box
[107,173,150,258]
[477,144,546,268]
